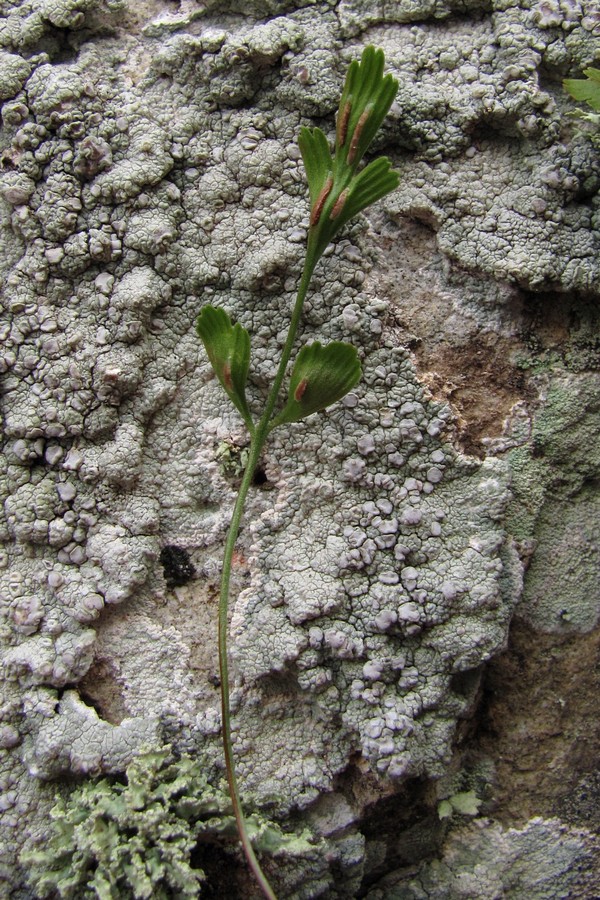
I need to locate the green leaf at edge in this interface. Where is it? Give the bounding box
[270,341,361,428]
[564,68,600,111]
[196,305,254,430]
[449,791,482,817]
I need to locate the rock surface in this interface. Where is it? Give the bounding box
[1,0,599,896]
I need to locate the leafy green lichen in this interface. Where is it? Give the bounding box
[438,790,483,821]
[21,747,315,899]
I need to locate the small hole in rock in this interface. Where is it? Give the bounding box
[252,465,268,486]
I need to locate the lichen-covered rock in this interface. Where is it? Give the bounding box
[0,49,30,100]
[365,817,598,899]
[228,360,516,799]
[507,372,600,633]
[1,0,599,896]
[23,690,160,778]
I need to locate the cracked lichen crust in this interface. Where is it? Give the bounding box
[380,5,600,292]
[0,0,596,895]
[230,352,514,798]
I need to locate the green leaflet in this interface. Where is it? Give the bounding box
[327,156,399,232]
[196,305,254,432]
[564,67,600,112]
[334,45,399,172]
[298,126,333,211]
[270,341,361,428]
[438,790,483,820]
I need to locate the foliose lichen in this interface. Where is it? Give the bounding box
[21,745,316,899]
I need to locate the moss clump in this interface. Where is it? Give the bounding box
[21,747,314,899]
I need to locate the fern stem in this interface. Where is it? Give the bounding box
[218,432,275,900]
[218,251,318,899]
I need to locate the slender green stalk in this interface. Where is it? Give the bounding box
[217,253,317,900]
[217,432,275,899]
[218,248,361,898]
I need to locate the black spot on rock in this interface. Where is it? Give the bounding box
[160,545,196,588]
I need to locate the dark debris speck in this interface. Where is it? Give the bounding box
[160,545,196,588]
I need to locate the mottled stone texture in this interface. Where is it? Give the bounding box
[1,0,599,896]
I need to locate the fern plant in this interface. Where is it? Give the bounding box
[196,46,399,899]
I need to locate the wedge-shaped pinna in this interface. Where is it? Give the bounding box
[196,305,254,431]
[298,126,333,223]
[299,127,398,260]
[270,340,361,429]
[335,45,399,171]
[326,156,399,231]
